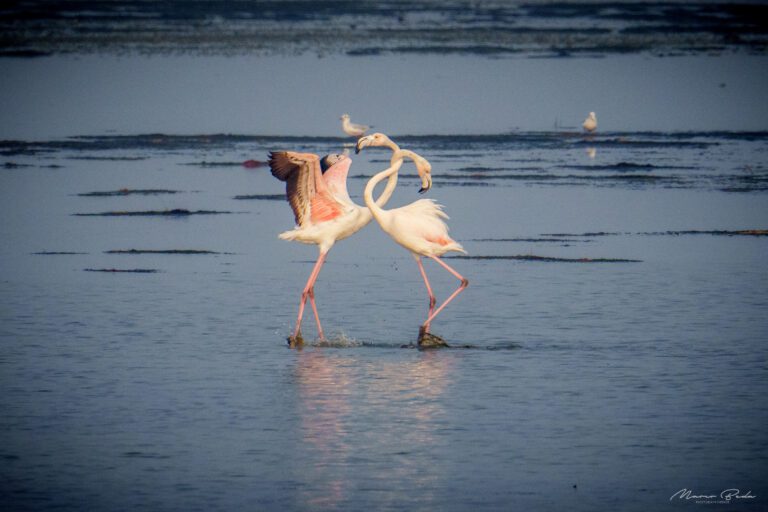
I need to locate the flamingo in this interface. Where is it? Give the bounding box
[268,151,398,347]
[340,114,371,137]
[582,111,597,132]
[356,134,469,347]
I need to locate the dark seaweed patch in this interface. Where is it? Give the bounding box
[449,255,641,263]
[572,174,682,183]
[84,268,159,273]
[571,137,716,150]
[105,249,225,255]
[73,209,235,216]
[32,251,88,255]
[3,162,32,169]
[721,186,768,193]
[0,49,52,58]
[182,161,251,167]
[541,229,768,237]
[470,238,587,243]
[437,173,686,185]
[77,189,181,197]
[67,155,146,161]
[349,45,523,57]
[561,162,667,171]
[640,229,768,237]
[541,232,625,237]
[435,181,494,188]
[233,194,285,200]
[120,451,171,459]
[349,173,420,180]
[456,166,510,173]
[718,172,768,192]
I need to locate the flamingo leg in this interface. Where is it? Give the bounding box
[307,287,324,340]
[422,255,468,328]
[416,257,437,333]
[293,251,327,340]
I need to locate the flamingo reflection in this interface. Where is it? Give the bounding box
[292,349,455,508]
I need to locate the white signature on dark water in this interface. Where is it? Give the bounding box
[670,488,756,503]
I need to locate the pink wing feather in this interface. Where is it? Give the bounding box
[268,151,343,226]
[321,157,352,203]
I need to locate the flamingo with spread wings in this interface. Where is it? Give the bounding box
[269,151,397,346]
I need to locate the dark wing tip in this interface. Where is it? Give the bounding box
[268,151,295,182]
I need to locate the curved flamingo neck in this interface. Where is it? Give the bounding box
[393,149,419,162]
[374,141,401,208]
[383,139,401,161]
[364,159,403,224]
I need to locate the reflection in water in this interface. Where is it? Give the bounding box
[292,350,454,509]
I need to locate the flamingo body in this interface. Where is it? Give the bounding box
[377,199,465,257]
[269,150,397,345]
[278,205,372,253]
[357,134,468,345]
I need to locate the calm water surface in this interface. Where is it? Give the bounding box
[2,4,768,505]
[1,130,766,510]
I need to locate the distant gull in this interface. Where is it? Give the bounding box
[582,112,597,132]
[340,114,370,137]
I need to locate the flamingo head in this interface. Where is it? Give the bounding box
[340,113,350,121]
[414,154,433,194]
[355,132,392,153]
[320,153,348,173]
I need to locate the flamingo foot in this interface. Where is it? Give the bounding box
[287,332,305,349]
[417,326,449,348]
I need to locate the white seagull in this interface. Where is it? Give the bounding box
[582,112,597,132]
[340,114,371,137]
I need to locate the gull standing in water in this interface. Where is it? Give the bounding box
[340,114,371,137]
[268,151,398,347]
[583,111,598,132]
[357,133,468,347]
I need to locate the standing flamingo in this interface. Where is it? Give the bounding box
[269,151,398,347]
[356,134,469,347]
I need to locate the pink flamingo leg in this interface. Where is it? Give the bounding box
[416,257,437,333]
[422,255,468,328]
[307,288,324,340]
[293,251,328,339]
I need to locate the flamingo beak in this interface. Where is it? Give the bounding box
[355,136,372,154]
[418,166,432,194]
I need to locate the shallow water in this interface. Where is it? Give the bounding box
[1,128,767,510]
